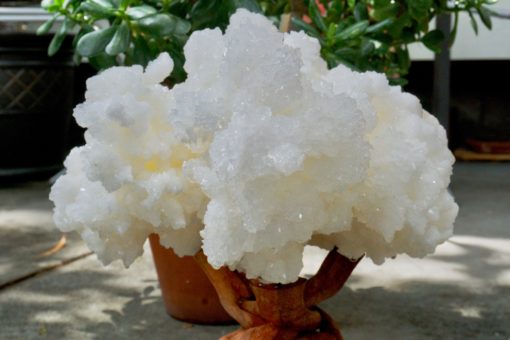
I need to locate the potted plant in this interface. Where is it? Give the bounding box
[50,9,460,338]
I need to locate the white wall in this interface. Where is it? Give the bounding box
[410,0,510,60]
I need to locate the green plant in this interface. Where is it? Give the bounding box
[290,0,497,85]
[39,0,497,84]
[38,0,263,82]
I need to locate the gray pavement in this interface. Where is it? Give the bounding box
[0,162,509,339]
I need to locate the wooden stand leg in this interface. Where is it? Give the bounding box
[194,249,362,340]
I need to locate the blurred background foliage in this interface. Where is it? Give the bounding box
[39,0,497,84]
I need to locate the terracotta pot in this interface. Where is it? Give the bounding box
[148,234,234,324]
[194,248,361,339]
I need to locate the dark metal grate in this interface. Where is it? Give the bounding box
[0,67,71,113]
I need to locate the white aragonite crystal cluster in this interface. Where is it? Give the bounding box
[177,9,458,283]
[50,9,458,284]
[50,54,206,266]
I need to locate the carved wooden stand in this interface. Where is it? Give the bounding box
[194,249,361,340]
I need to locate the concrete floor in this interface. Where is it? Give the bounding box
[0,162,509,339]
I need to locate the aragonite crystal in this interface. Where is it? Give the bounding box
[50,9,458,285]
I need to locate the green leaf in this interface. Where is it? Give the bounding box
[389,77,407,86]
[372,0,390,9]
[172,16,192,35]
[387,12,411,38]
[397,47,410,74]
[90,0,114,9]
[335,20,369,40]
[477,6,492,30]
[324,51,359,70]
[105,21,130,55]
[80,0,114,17]
[421,29,444,53]
[126,5,157,19]
[449,11,459,46]
[77,26,116,57]
[165,40,186,82]
[73,25,94,48]
[138,13,191,37]
[366,18,394,34]
[48,32,66,57]
[347,0,356,9]
[370,3,399,21]
[37,14,59,35]
[48,19,71,56]
[401,27,416,44]
[190,0,223,30]
[328,0,344,17]
[127,36,152,66]
[409,0,433,10]
[291,17,320,38]
[88,52,117,70]
[408,0,432,20]
[334,47,358,61]
[326,23,336,42]
[468,10,479,35]
[323,52,338,69]
[309,0,327,32]
[72,51,81,65]
[335,21,349,33]
[354,2,368,21]
[361,39,375,56]
[138,14,174,36]
[372,33,392,45]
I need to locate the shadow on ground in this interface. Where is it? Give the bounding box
[0,259,237,339]
[430,238,510,283]
[326,282,510,340]
[1,261,508,340]
[0,205,89,286]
